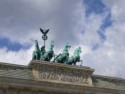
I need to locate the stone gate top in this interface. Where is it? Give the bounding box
[28,60,94,86]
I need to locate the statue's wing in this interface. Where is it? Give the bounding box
[40,28,44,34]
[45,29,49,34]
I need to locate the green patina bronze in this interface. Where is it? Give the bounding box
[54,43,71,63]
[41,41,54,61]
[32,28,83,65]
[32,40,41,60]
[66,47,82,65]
[40,45,46,56]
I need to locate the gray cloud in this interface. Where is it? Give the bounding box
[0,0,125,78]
[0,0,84,48]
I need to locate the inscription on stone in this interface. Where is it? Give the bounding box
[39,71,89,84]
[33,63,94,85]
[28,61,95,86]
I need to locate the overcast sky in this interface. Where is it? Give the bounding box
[0,0,125,78]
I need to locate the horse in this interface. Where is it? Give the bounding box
[41,41,54,61]
[32,40,41,60]
[54,43,71,63]
[66,47,82,65]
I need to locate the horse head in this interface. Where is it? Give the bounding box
[35,40,40,52]
[74,47,82,55]
[63,43,71,53]
[51,41,54,48]
[48,41,54,52]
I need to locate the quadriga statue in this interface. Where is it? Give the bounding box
[66,47,82,65]
[54,43,71,63]
[41,41,54,61]
[32,40,41,60]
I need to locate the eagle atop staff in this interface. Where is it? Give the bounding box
[40,28,50,48]
[40,28,49,36]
